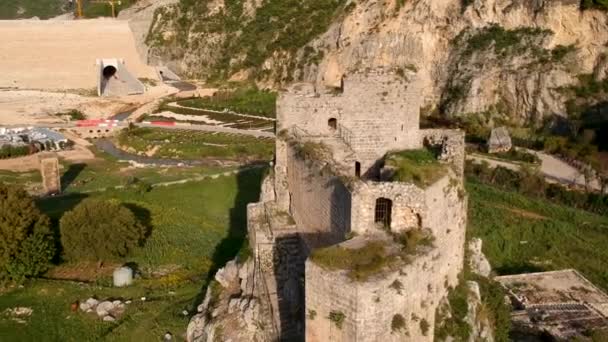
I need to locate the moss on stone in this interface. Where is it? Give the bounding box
[384,149,447,187]
[310,241,394,281]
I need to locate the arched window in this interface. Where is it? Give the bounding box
[374,198,393,229]
[328,118,337,130]
[355,161,361,178]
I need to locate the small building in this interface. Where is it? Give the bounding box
[487,126,512,153]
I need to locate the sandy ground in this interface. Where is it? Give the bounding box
[0,84,179,125]
[0,19,156,90]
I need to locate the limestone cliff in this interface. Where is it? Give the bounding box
[143,0,608,123]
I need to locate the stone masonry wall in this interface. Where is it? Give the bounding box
[305,175,467,342]
[421,129,466,177]
[285,143,352,249]
[277,69,423,169]
[350,181,426,235]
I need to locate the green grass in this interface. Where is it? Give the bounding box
[467,179,608,291]
[384,149,447,187]
[0,278,198,341]
[310,241,393,281]
[179,88,277,118]
[115,127,274,161]
[0,160,265,340]
[38,168,264,270]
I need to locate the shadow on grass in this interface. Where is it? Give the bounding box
[494,263,545,275]
[189,164,267,311]
[60,163,86,191]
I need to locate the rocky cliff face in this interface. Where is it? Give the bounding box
[145,0,608,124]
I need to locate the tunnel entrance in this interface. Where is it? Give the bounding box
[102,65,117,79]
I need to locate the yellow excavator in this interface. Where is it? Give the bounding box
[75,0,122,19]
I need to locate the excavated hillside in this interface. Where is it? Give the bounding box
[145,0,608,125]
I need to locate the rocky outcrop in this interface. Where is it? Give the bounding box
[469,238,492,277]
[142,0,608,125]
[187,258,270,342]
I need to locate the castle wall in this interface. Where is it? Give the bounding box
[284,143,352,249]
[350,181,427,235]
[277,70,423,169]
[306,248,448,342]
[423,174,467,289]
[421,129,466,177]
[305,175,467,342]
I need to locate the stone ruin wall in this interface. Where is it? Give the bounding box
[421,129,466,177]
[305,175,467,342]
[244,69,467,341]
[277,70,423,171]
[283,142,352,250]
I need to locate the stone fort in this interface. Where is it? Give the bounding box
[247,68,467,341]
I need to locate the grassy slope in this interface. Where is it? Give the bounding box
[0,165,263,341]
[115,128,274,161]
[468,179,608,290]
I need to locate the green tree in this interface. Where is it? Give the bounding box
[0,184,55,282]
[60,199,145,262]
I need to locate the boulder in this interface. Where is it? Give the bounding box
[96,301,114,317]
[487,127,512,154]
[468,238,492,277]
[103,315,116,322]
[214,260,239,288]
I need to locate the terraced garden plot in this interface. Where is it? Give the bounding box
[148,102,274,131]
[116,127,274,161]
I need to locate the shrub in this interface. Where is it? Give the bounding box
[0,184,55,282]
[391,314,406,333]
[328,310,346,329]
[60,199,145,262]
[419,318,430,336]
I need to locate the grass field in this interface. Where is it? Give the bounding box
[178,88,277,118]
[115,128,274,162]
[150,102,274,130]
[467,179,608,291]
[0,156,265,340]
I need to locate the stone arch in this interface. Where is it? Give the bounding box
[374,198,393,229]
[328,118,337,130]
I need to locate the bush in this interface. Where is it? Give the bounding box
[0,145,30,159]
[391,314,406,333]
[0,184,55,282]
[60,199,145,262]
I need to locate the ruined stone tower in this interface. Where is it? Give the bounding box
[39,153,61,195]
[247,68,467,341]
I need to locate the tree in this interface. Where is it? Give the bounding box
[60,199,145,262]
[0,184,55,282]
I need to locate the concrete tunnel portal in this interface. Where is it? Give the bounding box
[102,65,117,79]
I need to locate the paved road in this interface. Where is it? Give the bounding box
[468,150,601,191]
